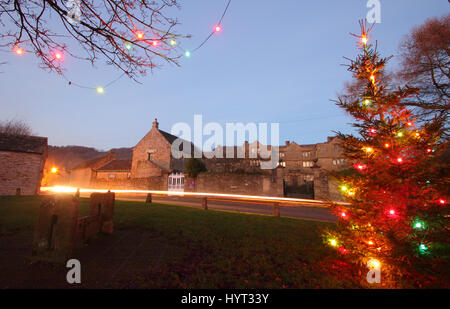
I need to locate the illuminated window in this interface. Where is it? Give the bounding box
[303,151,313,158]
[333,158,347,165]
[304,175,314,181]
[303,161,314,168]
[278,161,286,167]
[250,160,260,167]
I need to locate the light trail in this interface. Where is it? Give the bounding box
[40,186,350,206]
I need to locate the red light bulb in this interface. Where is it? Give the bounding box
[439,199,446,205]
[397,157,403,163]
[214,25,222,32]
[341,212,346,218]
[54,51,63,61]
[389,209,395,215]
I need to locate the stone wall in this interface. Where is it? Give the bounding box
[0,150,46,195]
[185,170,284,197]
[90,176,168,191]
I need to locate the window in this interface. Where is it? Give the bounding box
[108,174,116,179]
[280,153,285,158]
[304,174,314,182]
[250,160,260,167]
[333,158,347,166]
[148,153,154,161]
[302,151,313,158]
[278,161,286,167]
[334,145,342,152]
[303,161,314,168]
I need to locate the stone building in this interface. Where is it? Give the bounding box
[0,133,48,196]
[71,119,192,191]
[95,159,132,180]
[130,119,191,179]
[278,137,348,200]
[203,136,348,200]
[68,152,116,187]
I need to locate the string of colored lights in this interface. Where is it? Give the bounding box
[10,0,232,94]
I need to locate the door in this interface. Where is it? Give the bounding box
[168,172,185,192]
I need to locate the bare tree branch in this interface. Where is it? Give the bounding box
[0,0,190,80]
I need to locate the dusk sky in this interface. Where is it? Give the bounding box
[1,1,449,150]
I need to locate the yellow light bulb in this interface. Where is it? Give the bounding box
[51,167,58,174]
[369,259,381,269]
[364,147,374,154]
[96,87,104,94]
[330,239,338,247]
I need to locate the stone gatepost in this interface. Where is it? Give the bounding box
[90,192,115,234]
[32,195,79,263]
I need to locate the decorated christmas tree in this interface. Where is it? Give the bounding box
[324,21,449,288]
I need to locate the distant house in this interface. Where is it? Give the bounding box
[68,152,116,187]
[95,159,132,180]
[0,133,48,195]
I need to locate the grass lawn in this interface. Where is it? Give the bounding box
[0,195,360,289]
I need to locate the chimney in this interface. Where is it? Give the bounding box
[285,141,290,146]
[152,118,159,129]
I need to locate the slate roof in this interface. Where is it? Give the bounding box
[72,154,109,170]
[159,130,179,144]
[96,159,132,171]
[0,133,47,154]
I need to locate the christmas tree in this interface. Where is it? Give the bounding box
[324,21,449,288]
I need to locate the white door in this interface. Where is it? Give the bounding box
[168,173,184,192]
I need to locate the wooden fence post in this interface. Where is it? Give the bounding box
[146,193,152,204]
[273,202,280,217]
[75,188,80,199]
[202,197,208,210]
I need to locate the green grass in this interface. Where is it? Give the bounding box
[0,195,359,288]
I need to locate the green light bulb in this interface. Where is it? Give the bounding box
[419,243,428,252]
[185,50,191,58]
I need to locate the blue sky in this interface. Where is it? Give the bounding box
[1,0,449,150]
